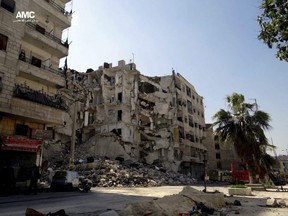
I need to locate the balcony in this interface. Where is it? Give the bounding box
[18,53,65,87]
[13,84,68,111]
[30,0,72,29]
[24,22,68,58]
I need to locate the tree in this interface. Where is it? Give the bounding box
[258,0,288,61]
[212,93,275,182]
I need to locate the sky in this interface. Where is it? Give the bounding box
[63,0,288,155]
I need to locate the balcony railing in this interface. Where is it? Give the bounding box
[19,51,65,77]
[44,0,72,16]
[13,84,68,111]
[25,22,69,48]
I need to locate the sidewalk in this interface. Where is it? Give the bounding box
[0,190,81,205]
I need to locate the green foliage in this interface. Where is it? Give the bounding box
[258,0,288,61]
[213,93,275,181]
[230,184,247,188]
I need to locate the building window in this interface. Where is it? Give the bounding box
[117,92,122,103]
[188,116,194,127]
[186,86,191,97]
[217,162,222,169]
[15,124,29,136]
[117,110,122,121]
[0,33,8,51]
[117,129,122,137]
[31,56,42,68]
[0,0,15,13]
[35,24,45,35]
[0,77,3,92]
[187,100,193,114]
[215,144,220,150]
[184,117,187,123]
[216,153,221,159]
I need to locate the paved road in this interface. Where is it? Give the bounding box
[0,186,189,216]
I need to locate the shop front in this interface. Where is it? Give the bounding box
[0,135,42,195]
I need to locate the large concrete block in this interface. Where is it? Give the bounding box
[228,187,252,196]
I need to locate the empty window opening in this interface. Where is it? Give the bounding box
[35,24,45,34]
[1,0,15,13]
[139,81,158,94]
[0,33,8,51]
[187,100,193,114]
[117,110,122,121]
[186,86,191,97]
[217,162,222,169]
[188,116,194,127]
[118,92,122,102]
[31,56,41,68]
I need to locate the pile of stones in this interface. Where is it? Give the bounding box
[75,159,197,187]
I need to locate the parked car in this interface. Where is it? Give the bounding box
[50,170,80,191]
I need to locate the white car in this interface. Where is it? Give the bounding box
[51,170,80,191]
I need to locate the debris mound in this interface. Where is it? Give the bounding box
[119,186,225,216]
[75,159,197,187]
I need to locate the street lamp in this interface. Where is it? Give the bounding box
[203,152,208,192]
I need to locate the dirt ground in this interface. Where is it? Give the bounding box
[94,185,288,215]
[185,185,288,216]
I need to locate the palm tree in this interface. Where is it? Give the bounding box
[212,93,275,183]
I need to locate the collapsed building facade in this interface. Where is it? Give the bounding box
[76,60,207,177]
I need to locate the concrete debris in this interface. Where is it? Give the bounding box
[233,200,242,206]
[98,210,119,216]
[76,159,197,187]
[119,186,225,216]
[266,198,288,207]
[25,208,67,216]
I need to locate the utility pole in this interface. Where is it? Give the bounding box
[203,152,207,192]
[70,99,77,169]
[249,98,258,111]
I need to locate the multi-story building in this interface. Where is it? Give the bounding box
[203,123,239,172]
[81,60,207,178]
[0,0,72,169]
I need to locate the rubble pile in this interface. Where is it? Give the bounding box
[119,186,225,216]
[41,139,198,187]
[75,159,197,187]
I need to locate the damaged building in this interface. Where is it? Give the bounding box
[77,60,207,178]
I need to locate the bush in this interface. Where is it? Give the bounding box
[230,184,247,188]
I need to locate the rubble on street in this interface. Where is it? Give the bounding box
[77,159,198,187]
[41,157,198,188]
[119,186,225,216]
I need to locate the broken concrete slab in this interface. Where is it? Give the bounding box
[119,186,225,216]
[99,210,119,216]
[228,187,252,196]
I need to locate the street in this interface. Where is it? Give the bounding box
[0,186,186,216]
[1,185,288,216]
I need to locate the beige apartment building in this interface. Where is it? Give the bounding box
[78,60,207,177]
[203,124,239,172]
[0,0,72,169]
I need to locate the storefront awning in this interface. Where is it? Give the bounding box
[1,136,41,152]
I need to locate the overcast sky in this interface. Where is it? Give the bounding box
[64,0,288,155]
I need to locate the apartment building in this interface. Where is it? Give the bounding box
[203,124,239,172]
[81,60,207,177]
[0,0,72,169]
